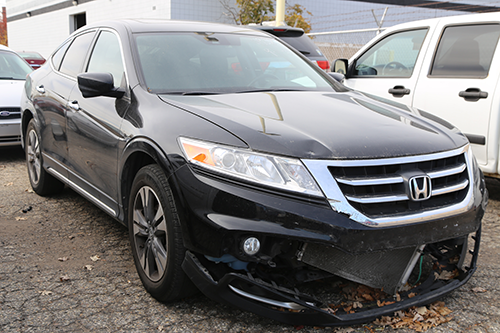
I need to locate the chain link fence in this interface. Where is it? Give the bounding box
[302,1,500,64]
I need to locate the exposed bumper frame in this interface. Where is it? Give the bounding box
[182,225,481,327]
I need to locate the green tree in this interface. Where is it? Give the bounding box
[221,0,274,25]
[283,3,312,33]
[220,1,312,33]
[0,29,7,46]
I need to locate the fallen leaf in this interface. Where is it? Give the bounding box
[90,255,101,262]
[416,306,428,315]
[472,287,487,293]
[4,182,13,186]
[336,328,355,333]
[373,316,394,326]
[373,301,453,331]
[413,313,424,322]
[84,265,93,271]
[434,269,458,280]
[353,301,363,309]
[60,275,70,282]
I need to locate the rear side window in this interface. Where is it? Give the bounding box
[430,24,500,77]
[51,40,71,71]
[353,29,428,77]
[59,31,96,77]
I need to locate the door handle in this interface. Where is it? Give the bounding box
[36,85,45,94]
[459,88,488,102]
[69,101,80,111]
[388,85,410,98]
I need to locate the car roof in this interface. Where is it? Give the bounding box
[81,19,270,36]
[380,11,500,33]
[0,44,16,52]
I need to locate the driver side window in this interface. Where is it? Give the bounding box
[87,30,125,87]
[353,29,428,77]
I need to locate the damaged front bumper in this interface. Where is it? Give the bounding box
[182,225,481,326]
[174,144,487,326]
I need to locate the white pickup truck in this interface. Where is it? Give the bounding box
[333,12,500,177]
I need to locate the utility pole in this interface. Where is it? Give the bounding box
[275,0,285,26]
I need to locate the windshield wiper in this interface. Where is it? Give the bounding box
[180,91,223,96]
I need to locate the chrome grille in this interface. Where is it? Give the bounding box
[330,153,469,218]
[303,145,475,227]
[0,108,21,120]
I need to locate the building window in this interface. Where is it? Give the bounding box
[70,13,86,33]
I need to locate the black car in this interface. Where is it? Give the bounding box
[247,24,330,71]
[20,19,486,327]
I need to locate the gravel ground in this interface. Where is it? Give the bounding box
[1,146,499,332]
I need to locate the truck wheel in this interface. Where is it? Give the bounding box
[128,164,197,302]
[25,120,64,196]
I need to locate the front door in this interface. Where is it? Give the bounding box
[66,30,129,215]
[347,28,430,106]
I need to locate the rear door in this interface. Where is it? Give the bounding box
[33,31,96,177]
[346,27,432,106]
[412,20,500,170]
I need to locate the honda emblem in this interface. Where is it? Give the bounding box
[409,175,432,201]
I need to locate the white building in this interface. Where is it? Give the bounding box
[6,0,235,57]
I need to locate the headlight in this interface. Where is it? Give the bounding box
[179,137,323,197]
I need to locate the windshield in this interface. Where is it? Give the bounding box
[134,32,337,94]
[0,51,33,80]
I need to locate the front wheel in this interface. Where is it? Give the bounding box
[25,119,64,196]
[128,164,196,302]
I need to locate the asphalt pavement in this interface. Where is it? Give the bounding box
[1,146,499,332]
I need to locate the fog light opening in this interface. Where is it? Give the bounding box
[243,237,260,255]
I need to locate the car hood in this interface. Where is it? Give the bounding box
[159,91,468,159]
[0,80,25,107]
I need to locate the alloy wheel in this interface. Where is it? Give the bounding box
[27,129,42,186]
[132,186,168,282]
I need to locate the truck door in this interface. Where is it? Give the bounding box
[412,22,500,171]
[346,28,430,106]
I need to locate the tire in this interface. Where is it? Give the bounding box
[25,119,64,196]
[128,164,197,302]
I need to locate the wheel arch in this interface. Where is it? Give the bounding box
[119,138,184,228]
[21,109,35,149]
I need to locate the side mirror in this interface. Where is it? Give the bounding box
[328,72,345,84]
[333,59,349,76]
[77,72,125,98]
